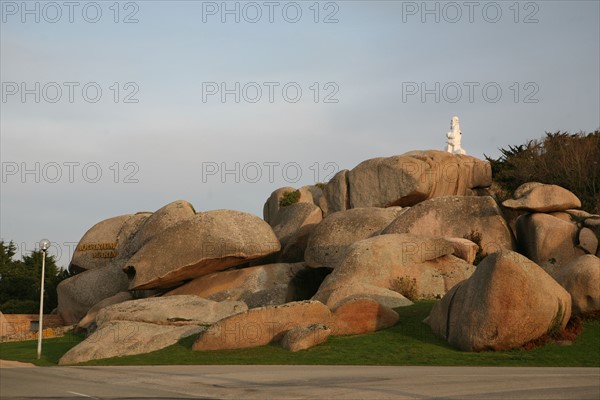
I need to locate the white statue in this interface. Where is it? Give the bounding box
[446,116,466,155]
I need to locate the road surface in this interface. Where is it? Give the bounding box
[1,365,598,399]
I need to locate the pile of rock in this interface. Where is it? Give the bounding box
[425,183,599,350]
[55,150,599,364]
[503,183,600,316]
[505,183,599,271]
[192,298,398,352]
[60,296,246,364]
[57,204,281,325]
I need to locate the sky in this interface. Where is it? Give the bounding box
[1,0,599,268]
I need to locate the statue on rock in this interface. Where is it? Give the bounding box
[446,116,466,155]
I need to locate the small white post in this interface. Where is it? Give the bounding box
[37,239,50,360]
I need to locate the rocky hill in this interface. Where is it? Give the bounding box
[54,150,599,364]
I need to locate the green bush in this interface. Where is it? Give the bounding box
[0,299,38,314]
[486,131,599,213]
[279,190,301,207]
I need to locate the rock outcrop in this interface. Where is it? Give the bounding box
[124,200,196,256]
[125,210,280,289]
[516,213,585,273]
[58,296,246,365]
[503,183,582,212]
[579,227,599,255]
[330,297,399,336]
[272,202,322,249]
[319,170,349,215]
[57,265,130,325]
[59,321,202,365]
[382,196,515,256]
[273,151,491,217]
[263,186,323,226]
[164,262,325,308]
[77,291,134,330]
[277,224,317,263]
[280,324,331,352]
[57,149,597,358]
[69,214,148,273]
[329,151,491,211]
[444,237,479,264]
[193,300,331,351]
[313,234,474,309]
[552,255,600,315]
[191,297,400,352]
[95,296,247,327]
[426,250,572,351]
[304,207,405,269]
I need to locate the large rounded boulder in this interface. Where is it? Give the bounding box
[318,151,491,214]
[95,295,247,327]
[319,169,349,216]
[304,207,405,269]
[69,214,145,272]
[516,213,585,273]
[164,262,327,308]
[426,250,572,352]
[56,265,130,325]
[382,196,515,256]
[59,296,246,365]
[552,255,600,315]
[125,210,280,290]
[503,183,582,212]
[192,300,332,351]
[313,234,473,309]
[272,202,322,249]
[124,200,196,257]
[263,186,322,226]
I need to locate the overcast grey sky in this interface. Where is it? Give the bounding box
[1,0,599,267]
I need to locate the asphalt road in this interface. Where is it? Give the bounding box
[1,365,598,400]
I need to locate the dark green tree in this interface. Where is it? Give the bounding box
[0,240,69,313]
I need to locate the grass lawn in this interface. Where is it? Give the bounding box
[1,302,599,367]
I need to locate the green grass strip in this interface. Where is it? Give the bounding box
[1,302,598,367]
